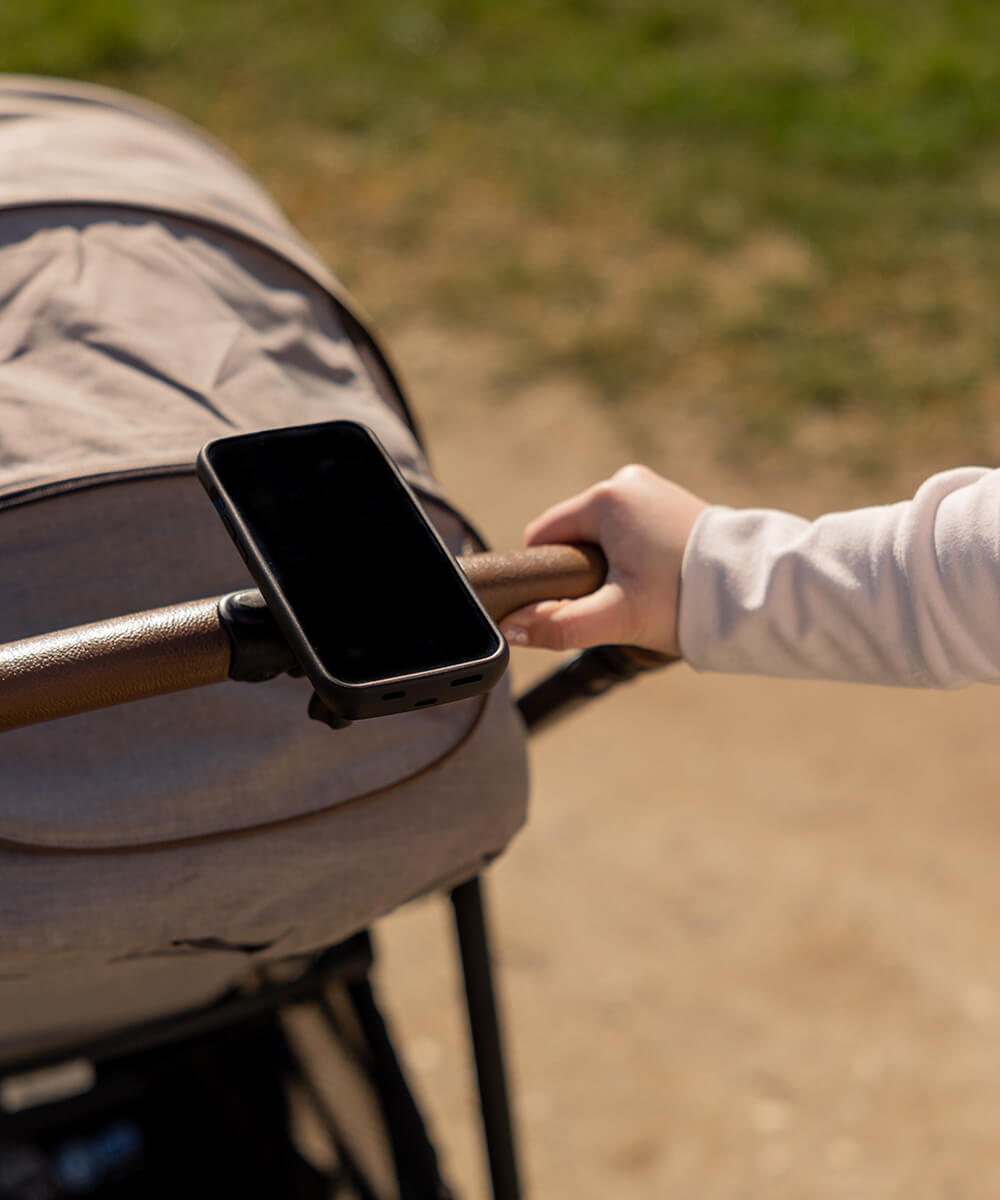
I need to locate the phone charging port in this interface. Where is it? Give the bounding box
[382,690,406,701]
[449,674,483,688]
[414,698,438,708]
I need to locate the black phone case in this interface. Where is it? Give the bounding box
[197,421,508,721]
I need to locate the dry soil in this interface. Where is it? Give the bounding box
[366,326,1000,1200]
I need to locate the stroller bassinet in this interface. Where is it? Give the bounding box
[0,76,528,1053]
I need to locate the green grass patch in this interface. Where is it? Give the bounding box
[6,0,1000,473]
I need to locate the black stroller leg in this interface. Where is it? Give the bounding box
[344,976,454,1200]
[450,877,522,1200]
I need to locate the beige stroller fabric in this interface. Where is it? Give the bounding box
[0,77,528,1052]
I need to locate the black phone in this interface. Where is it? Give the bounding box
[197,420,509,720]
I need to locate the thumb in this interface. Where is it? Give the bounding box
[500,582,629,651]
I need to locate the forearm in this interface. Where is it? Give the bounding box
[678,467,1000,688]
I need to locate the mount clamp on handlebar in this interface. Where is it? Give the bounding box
[306,692,354,731]
[217,590,355,730]
[217,590,300,682]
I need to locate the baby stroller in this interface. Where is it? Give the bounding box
[0,77,661,1198]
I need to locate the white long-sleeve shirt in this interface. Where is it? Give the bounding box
[678,467,1000,688]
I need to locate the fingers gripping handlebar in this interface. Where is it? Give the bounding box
[463,544,606,622]
[0,546,608,733]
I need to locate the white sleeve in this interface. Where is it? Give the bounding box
[677,467,1000,688]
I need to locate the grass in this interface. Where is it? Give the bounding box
[6,0,1000,475]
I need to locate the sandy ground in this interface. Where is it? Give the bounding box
[364,328,1000,1200]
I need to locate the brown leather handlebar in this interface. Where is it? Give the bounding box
[0,598,232,733]
[0,545,607,733]
[462,543,606,622]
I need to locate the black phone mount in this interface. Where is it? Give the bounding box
[218,589,673,736]
[217,589,354,729]
[306,692,354,731]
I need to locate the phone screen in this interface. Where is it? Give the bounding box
[206,423,502,685]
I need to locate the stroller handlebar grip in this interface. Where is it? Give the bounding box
[0,598,231,733]
[0,545,607,732]
[461,543,606,622]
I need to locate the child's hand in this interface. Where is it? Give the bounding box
[500,464,709,656]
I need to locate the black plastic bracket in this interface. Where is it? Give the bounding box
[218,590,355,730]
[218,589,300,682]
[307,692,354,731]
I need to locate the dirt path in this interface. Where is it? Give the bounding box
[371,330,1000,1200]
